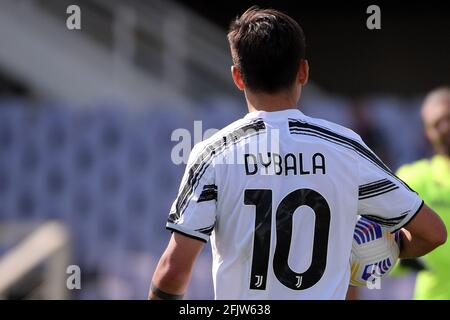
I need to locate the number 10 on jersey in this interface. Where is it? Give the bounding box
[244,188,331,290]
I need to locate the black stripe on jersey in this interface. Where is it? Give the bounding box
[195,224,215,236]
[358,178,399,199]
[361,214,407,227]
[360,178,391,189]
[289,120,389,170]
[168,119,266,224]
[391,200,424,233]
[359,185,399,200]
[197,184,218,203]
[359,179,393,193]
[288,119,413,192]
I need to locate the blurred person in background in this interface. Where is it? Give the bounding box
[149,7,446,300]
[393,87,450,299]
[350,101,392,167]
[347,87,450,300]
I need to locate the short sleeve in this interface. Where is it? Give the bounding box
[356,139,423,233]
[166,143,217,242]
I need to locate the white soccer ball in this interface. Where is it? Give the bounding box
[350,215,400,287]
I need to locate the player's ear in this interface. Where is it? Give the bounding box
[297,59,309,86]
[231,65,245,91]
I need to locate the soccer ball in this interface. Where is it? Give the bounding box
[350,216,400,286]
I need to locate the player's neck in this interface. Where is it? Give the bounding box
[245,88,300,113]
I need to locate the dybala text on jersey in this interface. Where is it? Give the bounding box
[244,152,326,176]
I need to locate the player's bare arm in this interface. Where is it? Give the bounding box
[149,232,204,300]
[398,204,447,258]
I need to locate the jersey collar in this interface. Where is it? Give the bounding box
[244,108,306,120]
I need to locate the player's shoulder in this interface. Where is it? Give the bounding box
[190,117,264,156]
[291,113,365,144]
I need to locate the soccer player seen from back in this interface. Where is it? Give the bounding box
[149,7,447,300]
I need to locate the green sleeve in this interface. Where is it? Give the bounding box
[396,161,428,194]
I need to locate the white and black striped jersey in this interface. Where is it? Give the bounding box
[166,109,423,300]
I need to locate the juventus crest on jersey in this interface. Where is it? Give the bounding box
[166,109,423,299]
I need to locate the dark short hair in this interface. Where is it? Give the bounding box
[227,6,306,93]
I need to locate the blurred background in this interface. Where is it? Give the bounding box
[0,0,448,299]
